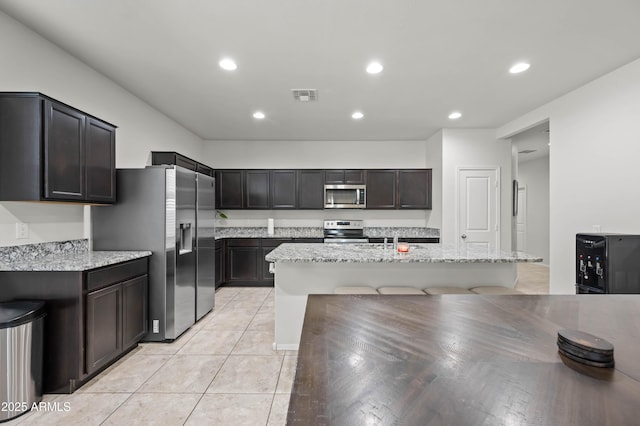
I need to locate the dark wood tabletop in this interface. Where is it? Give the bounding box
[288,295,640,425]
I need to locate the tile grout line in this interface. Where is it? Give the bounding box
[265,353,288,425]
[181,288,242,426]
[104,287,242,425]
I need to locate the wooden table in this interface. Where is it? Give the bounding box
[288,295,640,425]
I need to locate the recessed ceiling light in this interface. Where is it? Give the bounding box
[366,62,384,74]
[253,111,265,119]
[219,58,237,71]
[448,111,462,120]
[352,111,364,119]
[509,62,530,74]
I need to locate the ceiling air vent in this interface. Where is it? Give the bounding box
[518,149,537,154]
[292,89,318,102]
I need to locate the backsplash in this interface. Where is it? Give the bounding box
[0,239,88,263]
[215,209,434,229]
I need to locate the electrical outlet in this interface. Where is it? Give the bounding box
[592,225,601,233]
[15,222,29,239]
[152,319,159,333]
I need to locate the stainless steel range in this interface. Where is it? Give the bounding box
[323,220,369,243]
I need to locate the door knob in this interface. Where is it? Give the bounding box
[461,234,467,239]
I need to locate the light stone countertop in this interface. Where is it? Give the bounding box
[0,250,152,272]
[265,243,542,263]
[214,226,440,240]
[214,227,324,239]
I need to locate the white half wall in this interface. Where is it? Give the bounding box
[0,11,203,247]
[498,57,640,294]
[518,156,550,264]
[441,129,513,249]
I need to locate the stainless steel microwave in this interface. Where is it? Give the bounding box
[324,184,366,208]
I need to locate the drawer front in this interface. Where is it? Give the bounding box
[86,258,148,292]
[227,238,260,247]
[261,238,292,248]
[369,237,440,244]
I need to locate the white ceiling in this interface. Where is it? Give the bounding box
[1,0,640,141]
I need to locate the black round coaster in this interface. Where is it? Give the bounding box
[558,329,614,354]
[557,338,614,363]
[558,347,615,368]
[557,329,614,368]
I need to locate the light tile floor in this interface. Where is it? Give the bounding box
[515,262,550,294]
[8,265,550,425]
[7,287,295,426]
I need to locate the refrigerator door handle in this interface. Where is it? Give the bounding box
[178,223,193,255]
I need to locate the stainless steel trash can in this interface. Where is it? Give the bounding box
[0,301,45,422]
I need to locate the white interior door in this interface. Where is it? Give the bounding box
[516,185,527,252]
[457,167,499,252]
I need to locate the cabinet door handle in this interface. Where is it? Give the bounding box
[461,234,467,239]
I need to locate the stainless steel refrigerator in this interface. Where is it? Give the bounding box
[91,165,215,341]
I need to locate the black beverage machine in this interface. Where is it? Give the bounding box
[576,233,640,294]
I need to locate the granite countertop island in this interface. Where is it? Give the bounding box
[266,242,542,263]
[268,242,543,349]
[0,239,151,272]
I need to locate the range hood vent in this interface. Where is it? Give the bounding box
[292,89,318,102]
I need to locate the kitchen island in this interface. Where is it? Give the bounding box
[266,243,542,349]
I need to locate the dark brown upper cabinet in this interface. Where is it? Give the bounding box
[366,169,432,210]
[270,170,297,209]
[245,170,270,209]
[43,100,86,201]
[0,92,116,204]
[150,151,214,177]
[85,118,116,203]
[398,169,432,209]
[324,169,365,184]
[297,170,324,209]
[213,168,431,211]
[365,170,397,209]
[216,170,244,209]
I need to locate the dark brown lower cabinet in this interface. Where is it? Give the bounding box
[226,239,261,284]
[86,284,122,374]
[85,274,147,373]
[215,239,225,288]
[0,257,148,393]
[223,238,323,287]
[122,276,148,350]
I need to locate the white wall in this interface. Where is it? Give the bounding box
[518,156,550,264]
[0,11,203,247]
[202,140,427,169]
[425,131,443,230]
[204,139,438,229]
[441,129,513,249]
[498,57,640,294]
